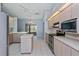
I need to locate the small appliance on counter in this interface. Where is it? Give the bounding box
[53,22,59,28]
[56,29,65,36]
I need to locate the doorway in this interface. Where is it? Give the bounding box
[25,24,37,36]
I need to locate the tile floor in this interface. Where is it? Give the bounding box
[9,37,54,56]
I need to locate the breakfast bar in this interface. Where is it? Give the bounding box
[21,34,33,54]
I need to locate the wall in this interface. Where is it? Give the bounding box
[28,20,44,39]
[9,16,14,32]
[36,20,44,39]
[18,19,26,32]
[0,4,7,56]
[13,17,17,32]
[43,11,52,40]
[44,11,50,32]
[17,19,44,39]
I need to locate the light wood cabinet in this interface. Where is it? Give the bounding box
[8,33,13,45]
[71,4,79,18]
[54,39,71,56]
[54,38,79,56]
[48,20,53,29]
[64,5,72,21]
[13,33,27,43]
[71,48,79,56]
[54,39,58,55]
[59,5,72,23]
[56,40,63,56]
[48,5,72,28]
[54,39,63,56]
[62,44,71,56]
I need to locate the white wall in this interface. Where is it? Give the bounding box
[36,20,44,39]
[0,5,7,56]
[44,13,49,33]
[43,11,53,40]
[17,19,44,39]
[18,19,26,32]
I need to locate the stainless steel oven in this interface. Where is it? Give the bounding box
[48,34,55,54]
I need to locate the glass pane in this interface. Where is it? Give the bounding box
[25,24,29,32]
[30,25,37,32]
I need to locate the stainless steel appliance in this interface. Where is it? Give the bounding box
[56,30,65,36]
[47,34,55,54]
[61,18,77,32]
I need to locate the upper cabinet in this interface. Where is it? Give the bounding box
[59,5,72,22]
[48,4,72,26]
[48,16,56,28]
[9,16,18,33]
[48,4,79,29]
[71,4,79,18]
[71,4,79,33]
[64,5,72,21]
[48,20,53,28]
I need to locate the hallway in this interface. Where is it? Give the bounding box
[9,37,54,56]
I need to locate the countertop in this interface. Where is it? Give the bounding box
[45,29,56,34]
[9,32,28,34]
[21,34,33,38]
[54,36,79,52]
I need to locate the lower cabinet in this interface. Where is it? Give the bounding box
[71,48,79,56]
[62,44,71,56]
[54,38,79,56]
[8,33,13,45]
[54,39,63,56]
[54,39,58,55]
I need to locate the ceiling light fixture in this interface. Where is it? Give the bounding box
[48,3,72,21]
[28,17,32,24]
[35,12,39,15]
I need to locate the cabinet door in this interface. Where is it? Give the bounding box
[71,48,79,56]
[71,4,79,33]
[54,38,71,56]
[57,40,63,56]
[71,3,79,18]
[54,39,63,56]
[65,5,72,20]
[54,39,58,55]
[62,44,71,56]
[8,34,13,45]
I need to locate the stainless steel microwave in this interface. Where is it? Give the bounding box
[61,18,77,32]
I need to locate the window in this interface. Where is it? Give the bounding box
[25,24,37,35]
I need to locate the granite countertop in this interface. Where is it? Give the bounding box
[54,36,79,52]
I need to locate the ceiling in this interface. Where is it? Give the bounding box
[2,3,64,20]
